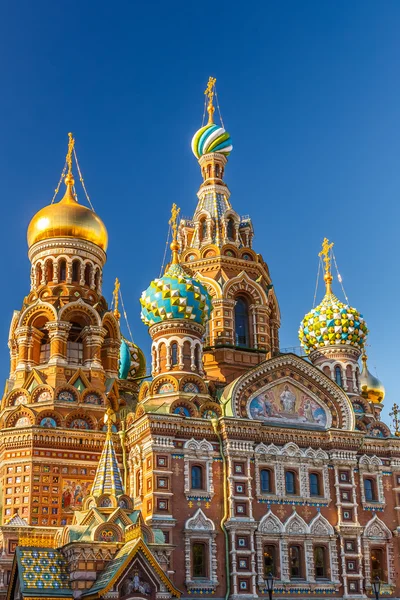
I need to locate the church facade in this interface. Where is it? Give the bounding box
[0,80,399,600]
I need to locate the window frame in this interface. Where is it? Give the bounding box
[191,464,204,491]
[285,470,297,495]
[192,541,208,579]
[260,468,272,493]
[289,544,303,579]
[309,472,321,497]
[314,545,327,580]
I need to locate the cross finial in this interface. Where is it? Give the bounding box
[204,77,216,124]
[169,203,181,264]
[104,406,116,439]
[319,237,334,295]
[390,403,400,437]
[66,132,75,176]
[113,277,121,320]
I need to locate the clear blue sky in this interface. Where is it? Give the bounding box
[1,1,398,425]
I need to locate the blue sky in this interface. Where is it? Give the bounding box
[0,1,398,425]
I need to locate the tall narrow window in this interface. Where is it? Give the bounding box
[260,469,271,493]
[335,366,343,387]
[200,219,207,241]
[227,218,235,240]
[371,548,385,581]
[45,260,53,283]
[192,542,207,578]
[285,471,296,495]
[72,260,80,283]
[59,259,67,283]
[191,465,203,490]
[264,545,276,576]
[194,345,200,371]
[314,546,326,579]
[309,473,321,496]
[235,297,250,347]
[171,342,178,366]
[364,478,376,502]
[84,263,92,286]
[289,546,302,578]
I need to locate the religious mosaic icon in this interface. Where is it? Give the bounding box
[57,390,76,403]
[248,383,327,428]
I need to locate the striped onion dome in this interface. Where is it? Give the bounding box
[191,123,233,158]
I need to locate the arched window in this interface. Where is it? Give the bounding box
[314,546,326,579]
[200,219,207,241]
[45,260,53,283]
[207,165,211,178]
[227,218,235,240]
[72,260,80,283]
[171,342,178,366]
[264,545,276,576]
[285,471,296,495]
[194,345,200,371]
[335,366,343,387]
[192,542,207,578]
[309,473,321,496]
[289,545,302,579]
[191,465,203,490]
[371,548,385,581]
[235,297,250,347]
[39,327,50,364]
[67,321,84,366]
[215,164,220,178]
[84,263,92,286]
[364,478,376,502]
[59,259,67,283]
[260,469,271,493]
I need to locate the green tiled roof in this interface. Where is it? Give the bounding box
[16,547,72,597]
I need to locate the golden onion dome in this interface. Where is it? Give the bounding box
[27,172,108,252]
[359,353,385,404]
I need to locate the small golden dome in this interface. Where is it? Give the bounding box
[27,173,108,252]
[359,353,385,404]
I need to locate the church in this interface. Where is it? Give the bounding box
[0,78,398,600]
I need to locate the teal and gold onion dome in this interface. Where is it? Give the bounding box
[299,239,368,354]
[191,77,233,159]
[140,205,212,327]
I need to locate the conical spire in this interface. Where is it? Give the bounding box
[91,408,124,498]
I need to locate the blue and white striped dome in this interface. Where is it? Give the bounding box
[191,123,233,159]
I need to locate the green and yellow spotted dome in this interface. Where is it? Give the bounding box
[299,292,368,354]
[140,262,212,327]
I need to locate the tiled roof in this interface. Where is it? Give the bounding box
[15,547,72,597]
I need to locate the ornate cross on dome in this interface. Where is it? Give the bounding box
[204,76,216,124]
[390,403,400,437]
[113,277,121,320]
[169,203,181,265]
[66,132,75,175]
[319,237,334,294]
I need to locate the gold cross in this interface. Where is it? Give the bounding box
[319,238,334,278]
[389,403,400,437]
[204,76,216,124]
[302,506,312,520]
[113,277,121,320]
[66,132,75,175]
[169,203,180,243]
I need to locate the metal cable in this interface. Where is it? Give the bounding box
[332,251,349,304]
[73,147,95,211]
[313,258,322,308]
[159,224,171,277]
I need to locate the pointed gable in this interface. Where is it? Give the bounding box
[82,538,180,599]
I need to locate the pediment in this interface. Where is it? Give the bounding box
[222,353,354,430]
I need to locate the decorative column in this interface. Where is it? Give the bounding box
[304,539,315,583]
[82,326,106,370]
[101,338,120,378]
[46,321,71,366]
[14,326,33,372]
